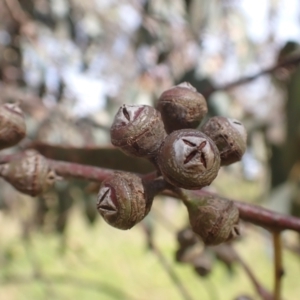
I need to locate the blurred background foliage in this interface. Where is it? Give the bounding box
[1,0,300,299]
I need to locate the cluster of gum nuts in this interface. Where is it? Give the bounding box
[0,83,246,246]
[97,82,247,245]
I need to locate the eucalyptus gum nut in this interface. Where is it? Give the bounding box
[0,103,26,150]
[177,227,198,248]
[97,172,152,230]
[110,105,166,158]
[186,195,240,246]
[0,150,57,197]
[157,82,208,133]
[201,116,247,166]
[157,129,220,189]
[192,250,213,277]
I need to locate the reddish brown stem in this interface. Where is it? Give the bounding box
[273,232,283,300]
[1,153,300,233]
[49,159,116,182]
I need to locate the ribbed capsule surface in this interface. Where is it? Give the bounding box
[186,194,240,245]
[0,103,26,150]
[0,150,57,196]
[97,172,152,230]
[157,129,220,189]
[110,105,166,158]
[157,82,207,133]
[201,116,247,166]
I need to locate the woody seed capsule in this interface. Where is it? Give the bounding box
[157,129,220,189]
[185,194,240,245]
[201,116,247,166]
[110,105,166,158]
[157,82,207,133]
[97,171,152,230]
[0,150,57,196]
[0,103,26,150]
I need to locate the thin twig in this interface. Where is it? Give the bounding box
[273,231,284,300]
[151,241,195,300]
[3,0,30,25]
[203,52,300,97]
[232,247,273,300]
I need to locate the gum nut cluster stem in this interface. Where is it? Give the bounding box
[157,129,220,189]
[201,116,247,166]
[0,150,57,197]
[110,104,166,158]
[184,194,240,245]
[97,171,153,230]
[157,82,207,133]
[0,103,26,150]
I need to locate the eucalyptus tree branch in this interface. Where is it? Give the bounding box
[2,0,30,26]
[181,189,300,233]
[0,273,137,300]
[203,52,300,97]
[1,153,300,233]
[272,232,284,300]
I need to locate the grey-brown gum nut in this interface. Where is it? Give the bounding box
[201,116,247,166]
[158,129,220,190]
[227,118,247,145]
[0,150,56,196]
[157,82,208,133]
[110,105,166,158]
[97,172,150,230]
[0,103,26,150]
[187,195,240,245]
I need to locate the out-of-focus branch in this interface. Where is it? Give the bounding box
[232,247,273,300]
[0,84,47,116]
[3,0,30,26]
[203,52,300,97]
[0,273,137,300]
[151,241,195,300]
[49,159,116,182]
[273,232,284,300]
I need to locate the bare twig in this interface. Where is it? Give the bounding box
[273,231,284,300]
[49,159,116,182]
[0,273,137,300]
[151,241,195,300]
[3,0,30,26]
[232,247,274,300]
[203,53,300,97]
